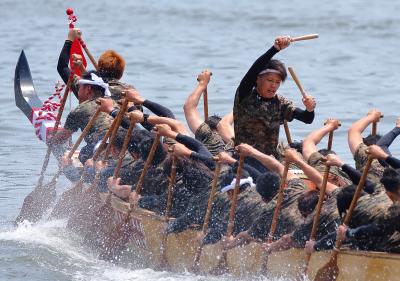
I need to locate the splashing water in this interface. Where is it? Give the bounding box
[0,220,296,281]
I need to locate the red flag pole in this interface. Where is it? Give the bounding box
[66,8,97,71]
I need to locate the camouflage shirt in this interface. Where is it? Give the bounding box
[292,188,342,247]
[354,143,385,187]
[233,89,296,158]
[64,98,114,145]
[308,151,352,187]
[107,78,135,101]
[248,178,307,241]
[195,122,234,156]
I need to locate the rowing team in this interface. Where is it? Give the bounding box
[47,27,400,255]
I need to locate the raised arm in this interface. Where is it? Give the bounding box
[325,153,375,194]
[236,143,295,179]
[302,119,340,161]
[236,36,291,102]
[217,112,234,143]
[348,109,382,155]
[285,148,338,194]
[57,28,82,98]
[183,70,212,133]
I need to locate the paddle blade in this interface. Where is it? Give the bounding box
[70,39,87,76]
[15,181,57,224]
[313,255,339,281]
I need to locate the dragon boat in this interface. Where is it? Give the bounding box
[15,51,400,281]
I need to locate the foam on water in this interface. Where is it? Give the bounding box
[0,220,294,281]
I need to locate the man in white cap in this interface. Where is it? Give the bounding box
[49,71,115,164]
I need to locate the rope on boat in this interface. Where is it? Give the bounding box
[32,81,65,141]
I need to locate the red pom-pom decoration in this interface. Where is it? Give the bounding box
[66,8,74,15]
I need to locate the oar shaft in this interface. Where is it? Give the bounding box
[165,150,177,220]
[113,119,136,179]
[288,67,306,98]
[372,122,377,136]
[135,134,161,195]
[283,121,292,146]
[203,87,209,121]
[202,159,221,232]
[192,157,221,272]
[266,161,290,243]
[104,99,129,160]
[78,38,98,70]
[291,34,319,42]
[304,164,331,274]
[226,155,245,237]
[327,131,334,151]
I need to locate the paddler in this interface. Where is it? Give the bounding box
[233,35,316,164]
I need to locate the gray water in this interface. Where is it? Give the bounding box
[1,0,400,280]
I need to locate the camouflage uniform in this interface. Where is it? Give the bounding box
[292,190,392,250]
[308,151,352,187]
[195,122,234,156]
[354,143,385,187]
[233,89,296,159]
[292,188,342,247]
[107,78,135,101]
[65,98,114,145]
[247,178,306,241]
[203,185,268,244]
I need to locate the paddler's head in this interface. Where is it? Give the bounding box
[256,59,287,99]
[381,167,400,203]
[255,171,281,203]
[98,50,125,80]
[78,71,111,103]
[297,189,319,218]
[336,184,367,219]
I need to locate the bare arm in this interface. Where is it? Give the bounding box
[285,149,337,195]
[147,115,189,135]
[223,231,256,250]
[262,233,295,254]
[236,143,296,180]
[302,119,340,161]
[217,112,234,143]
[183,70,211,134]
[348,110,382,155]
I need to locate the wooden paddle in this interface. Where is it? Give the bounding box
[371,114,383,136]
[197,71,212,121]
[135,133,161,195]
[67,113,135,245]
[291,34,319,42]
[303,163,331,275]
[260,159,290,274]
[103,99,129,161]
[288,67,307,99]
[313,155,374,281]
[203,86,209,121]
[99,133,161,260]
[211,154,245,274]
[159,147,177,269]
[191,156,221,272]
[16,73,74,224]
[50,99,126,220]
[283,120,292,146]
[324,121,341,151]
[78,38,98,70]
